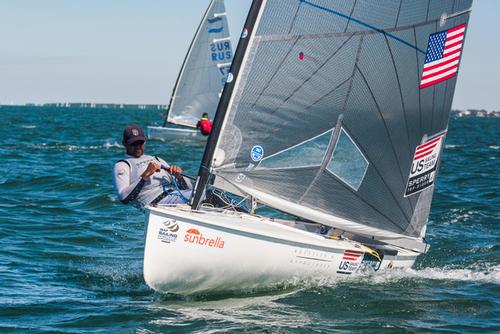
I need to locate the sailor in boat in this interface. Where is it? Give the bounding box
[113,124,246,210]
[196,112,213,136]
[112,125,193,208]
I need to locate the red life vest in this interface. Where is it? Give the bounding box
[198,119,212,135]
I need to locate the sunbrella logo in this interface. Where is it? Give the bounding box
[183,228,225,249]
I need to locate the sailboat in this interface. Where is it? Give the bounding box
[143,0,472,294]
[147,0,234,141]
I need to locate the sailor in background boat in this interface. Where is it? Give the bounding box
[112,125,192,209]
[196,113,213,136]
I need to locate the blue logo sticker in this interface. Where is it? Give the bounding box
[251,145,264,162]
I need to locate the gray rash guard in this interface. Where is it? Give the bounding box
[112,154,192,208]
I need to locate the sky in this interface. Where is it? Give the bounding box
[0,0,497,111]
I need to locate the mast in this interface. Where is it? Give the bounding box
[191,0,264,209]
[162,0,216,127]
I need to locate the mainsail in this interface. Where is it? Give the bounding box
[193,0,472,250]
[164,0,233,128]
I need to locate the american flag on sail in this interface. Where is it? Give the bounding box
[419,24,466,89]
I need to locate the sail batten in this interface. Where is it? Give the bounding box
[194,0,472,244]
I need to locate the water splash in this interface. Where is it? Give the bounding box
[360,265,500,285]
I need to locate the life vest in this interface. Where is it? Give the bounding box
[198,118,212,135]
[119,155,174,207]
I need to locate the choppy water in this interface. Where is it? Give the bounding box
[0,106,498,333]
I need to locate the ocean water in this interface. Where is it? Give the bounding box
[0,105,498,333]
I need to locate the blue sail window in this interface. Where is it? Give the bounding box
[258,130,333,169]
[326,129,368,191]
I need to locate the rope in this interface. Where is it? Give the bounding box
[169,176,190,203]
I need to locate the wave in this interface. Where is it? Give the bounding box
[68,141,122,151]
[354,264,500,285]
[446,144,499,150]
[147,265,500,330]
[30,141,121,151]
[151,291,311,330]
[103,141,122,149]
[250,264,500,295]
[20,125,37,129]
[151,263,500,300]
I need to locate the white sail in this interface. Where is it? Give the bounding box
[165,0,233,128]
[193,0,473,249]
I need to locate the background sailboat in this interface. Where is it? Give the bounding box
[148,0,233,141]
[144,0,472,294]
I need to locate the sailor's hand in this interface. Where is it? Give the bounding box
[169,165,182,178]
[141,162,161,180]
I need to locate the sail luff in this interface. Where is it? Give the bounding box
[191,0,265,209]
[162,0,216,127]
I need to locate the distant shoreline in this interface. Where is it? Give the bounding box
[0,103,498,117]
[0,103,166,110]
[451,109,500,118]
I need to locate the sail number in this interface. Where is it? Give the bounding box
[210,41,232,62]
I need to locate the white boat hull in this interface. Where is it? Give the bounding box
[144,206,420,294]
[147,126,207,142]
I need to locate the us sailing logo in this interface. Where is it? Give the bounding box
[337,250,363,275]
[162,220,179,232]
[183,228,225,249]
[157,219,179,244]
[405,135,444,196]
